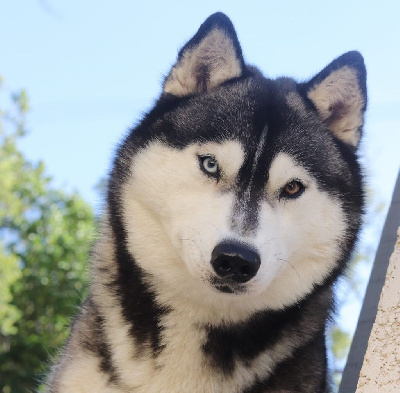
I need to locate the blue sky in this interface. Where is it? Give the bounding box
[1,0,399,346]
[1,0,399,209]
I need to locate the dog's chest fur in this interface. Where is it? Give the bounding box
[50,278,330,393]
[48,222,332,393]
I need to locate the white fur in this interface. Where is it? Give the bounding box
[47,143,348,393]
[49,355,120,393]
[121,141,245,313]
[122,144,345,315]
[46,289,126,393]
[256,153,346,308]
[91,144,346,392]
[86,223,307,393]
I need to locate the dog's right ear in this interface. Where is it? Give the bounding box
[304,51,367,149]
[163,12,245,97]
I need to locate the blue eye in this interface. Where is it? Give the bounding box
[199,155,220,178]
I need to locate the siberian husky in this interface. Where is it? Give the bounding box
[45,12,367,393]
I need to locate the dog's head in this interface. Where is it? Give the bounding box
[111,13,366,311]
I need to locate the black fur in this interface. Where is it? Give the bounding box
[203,284,332,378]
[243,332,329,393]
[79,299,119,384]
[107,165,169,356]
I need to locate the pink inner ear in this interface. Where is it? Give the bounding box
[194,64,211,93]
[163,27,243,97]
[307,66,365,148]
[326,101,350,125]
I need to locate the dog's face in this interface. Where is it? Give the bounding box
[115,13,366,310]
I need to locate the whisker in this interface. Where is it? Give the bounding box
[180,238,196,243]
[205,221,221,234]
[184,226,201,235]
[260,237,282,247]
[276,256,300,281]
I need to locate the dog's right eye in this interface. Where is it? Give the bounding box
[198,155,220,179]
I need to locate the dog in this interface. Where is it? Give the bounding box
[45,12,367,393]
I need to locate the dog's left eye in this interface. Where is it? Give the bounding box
[198,155,219,178]
[280,180,305,199]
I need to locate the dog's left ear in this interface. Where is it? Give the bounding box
[305,51,367,148]
[163,12,245,97]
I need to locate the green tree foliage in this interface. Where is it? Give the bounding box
[0,80,95,392]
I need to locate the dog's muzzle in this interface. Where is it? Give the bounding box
[211,241,261,283]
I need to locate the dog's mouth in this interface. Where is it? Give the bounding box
[209,277,247,294]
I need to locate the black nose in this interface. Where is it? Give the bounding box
[211,242,261,283]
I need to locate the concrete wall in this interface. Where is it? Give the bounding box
[356,228,400,392]
[340,172,400,392]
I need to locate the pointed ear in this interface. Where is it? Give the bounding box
[163,12,245,97]
[305,51,367,148]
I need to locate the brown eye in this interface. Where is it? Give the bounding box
[281,180,304,199]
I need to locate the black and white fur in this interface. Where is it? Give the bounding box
[45,13,367,393]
